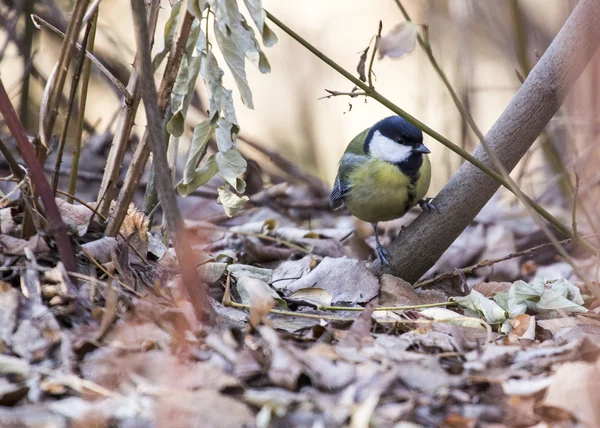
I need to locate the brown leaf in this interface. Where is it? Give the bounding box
[0,234,49,255]
[0,377,28,405]
[155,391,254,428]
[472,281,512,297]
[56,198,94,236]
[80,237,119,264]
[258,326,304,390]
[338,298,377,348]
[509,314,535,341]
[542,359,600,427]
[238,276,275,329]
[379,274,446,307]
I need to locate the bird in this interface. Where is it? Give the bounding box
[330,116,435,266]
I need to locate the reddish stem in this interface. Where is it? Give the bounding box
[0,78,78,281]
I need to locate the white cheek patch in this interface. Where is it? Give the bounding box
[369,130,412,164]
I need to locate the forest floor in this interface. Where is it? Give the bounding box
[0,149,599,428]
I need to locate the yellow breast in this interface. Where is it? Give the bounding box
[344,156,431,223]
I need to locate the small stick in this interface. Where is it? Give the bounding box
[414,235,598,289]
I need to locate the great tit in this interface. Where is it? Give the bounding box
[330,116,434,265]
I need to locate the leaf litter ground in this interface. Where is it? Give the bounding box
[1,172,600,427]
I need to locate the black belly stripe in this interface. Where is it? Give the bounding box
[403,171,420,214]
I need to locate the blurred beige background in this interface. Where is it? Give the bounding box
[1,0,596,205]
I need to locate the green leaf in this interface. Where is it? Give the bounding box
[536,289,588,314]
[167,25,206,138]
[181,120,215,185]
[217,186,249,217]
[216,149,247,190]
[214,23,254,108]
[453,289,507,325]
[166,111,185,137]
[201,50,238,126]
[153,0,183,69]
[177,154,218,196]
[187,0,209,19]
[242,0,278,47]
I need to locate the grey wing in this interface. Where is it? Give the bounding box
[330,153,365,210]
[330,175,350,210]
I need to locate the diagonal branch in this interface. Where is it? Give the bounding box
[384,0,600,281]
[130,0,214,324]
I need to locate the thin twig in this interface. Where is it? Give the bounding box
[19,0,34,129]
[54,188,148,265]
[31,14,131,103]
[68,11,98,203]
[264,10,589,257]
[105,11,195,236]
[367,20,382,88]
[316,301,456,311]
[319,89,368,100]
[572,174,580,240]
[37,0,91,149]
[186,222,311,254]
[0,79,78,275]
[0,137,25,180]
[131,0,214,324]
[51,19,94,194]
[414,233,599,289]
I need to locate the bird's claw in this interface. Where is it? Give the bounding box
[376,244,391,266]
[419,197,437,213]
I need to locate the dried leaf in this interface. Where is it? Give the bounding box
[378,21,417,59]
[217,186,249,217]
[235,276,277,327]
[288,288,332,307]
[282,257,379,304]
[542,360,600,427]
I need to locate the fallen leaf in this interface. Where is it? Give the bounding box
[542,360,600,427]
[271,256,313,290]
[338,298,377,348]
[282,257,379,304]
[379,274,446,307]
[236,276,276,328]
[155,390,254,428]
[288,288,332,307]
[509,314,535,340]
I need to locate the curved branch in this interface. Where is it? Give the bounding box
[384,0,600,281]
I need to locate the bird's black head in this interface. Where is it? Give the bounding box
[364,116,430,176]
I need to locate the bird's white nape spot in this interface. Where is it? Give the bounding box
[368,130,412,164]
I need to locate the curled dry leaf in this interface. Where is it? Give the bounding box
[56,198,94,236]
[0,234,49,256]
[283,257,379,304]
[236,276,276,328]
[377,21,417,60]
[509,314,535,341]
[80,237,118,264]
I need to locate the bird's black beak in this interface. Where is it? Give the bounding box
[413,143,431,154]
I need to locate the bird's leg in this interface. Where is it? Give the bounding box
[418,197,437,213]
[371,222,390,266]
